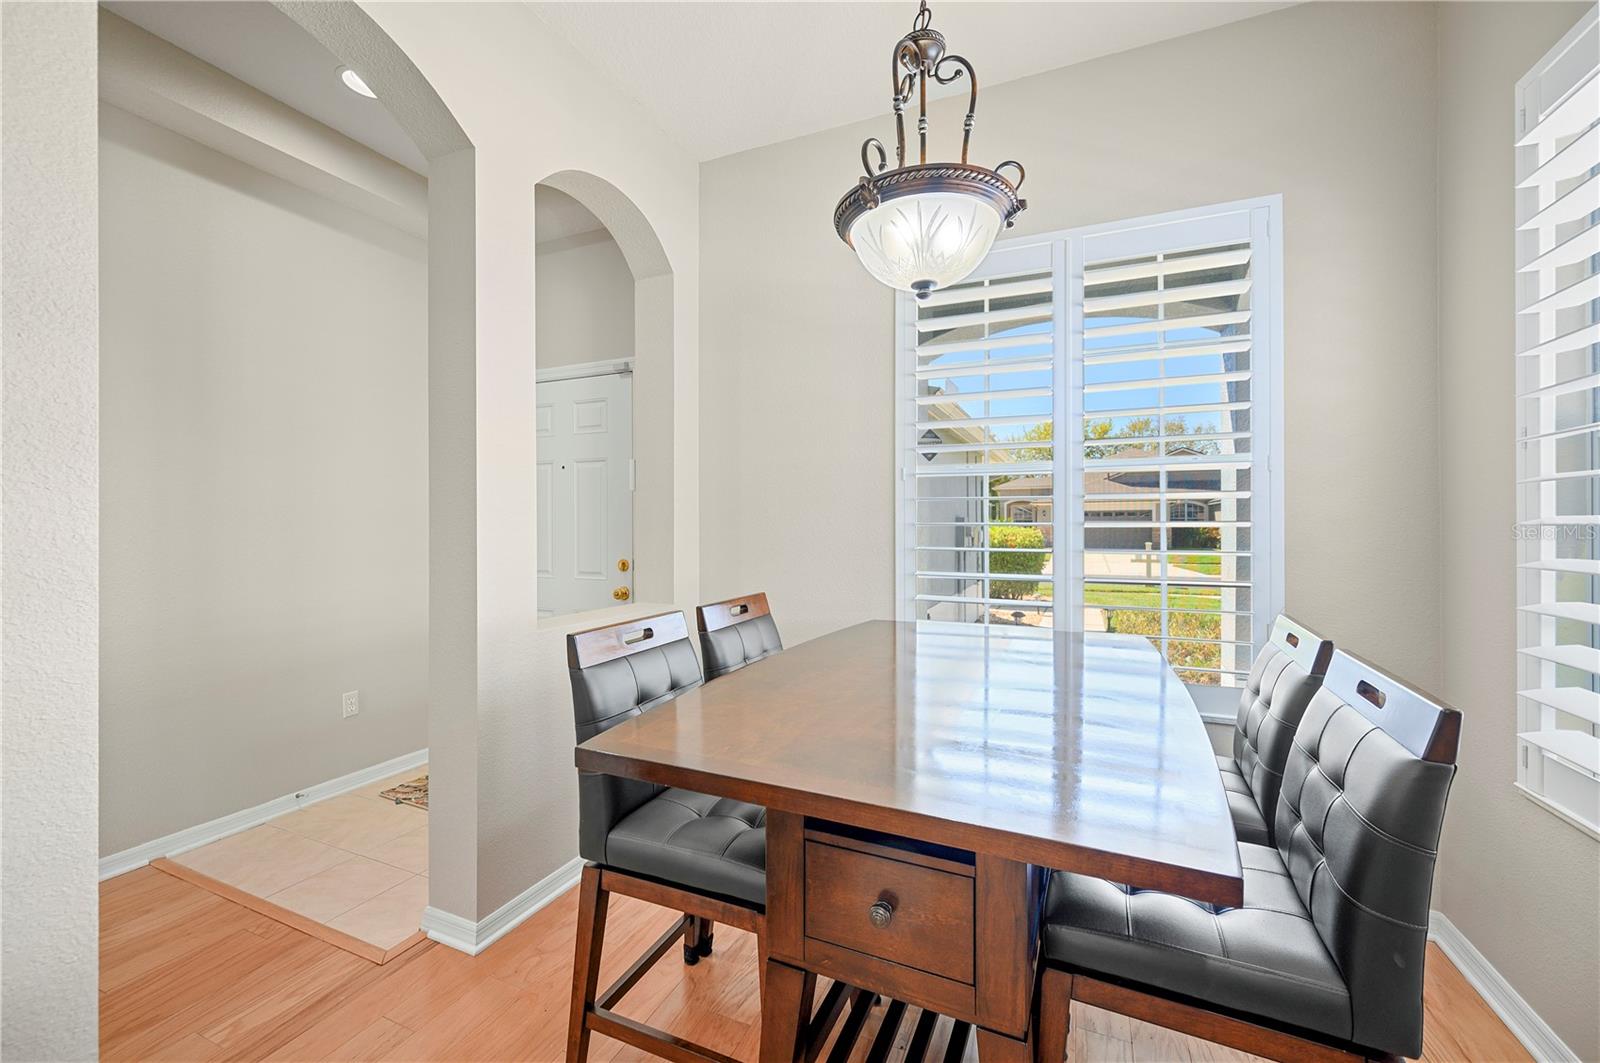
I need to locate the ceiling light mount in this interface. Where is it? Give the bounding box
[833,0,1027,298]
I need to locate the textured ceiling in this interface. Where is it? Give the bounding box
[525,2,1293,162]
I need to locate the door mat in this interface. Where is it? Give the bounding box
[379,775,428,810]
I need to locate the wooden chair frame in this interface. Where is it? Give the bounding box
[568,864,768,1063]
[1032,967,1399,1063]
[1034,652,1459,1063]
[695,592,772,634]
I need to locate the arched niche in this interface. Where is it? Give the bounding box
[536,169,677,607]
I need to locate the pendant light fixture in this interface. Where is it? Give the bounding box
[833,0,1028,299]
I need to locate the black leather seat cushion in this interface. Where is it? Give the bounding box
[605,788,766,906]
[1043,843,1351,1042]
[1216,755,1271,846]
[701,614,783,679]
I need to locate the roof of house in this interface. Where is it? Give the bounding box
[994,475,1053,493]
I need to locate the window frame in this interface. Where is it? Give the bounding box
[893,195,1286,721]
[1512,5,1600,840]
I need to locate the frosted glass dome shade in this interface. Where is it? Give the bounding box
[848,191,1002,298]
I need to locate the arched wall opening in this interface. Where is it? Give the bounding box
[534,172,677,613]
[94,0,482,932]
[95,0,701,937]
[270,0,484,928]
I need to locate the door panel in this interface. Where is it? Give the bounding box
[536,373,633,617]
[536,461,553,579]
[574,460,608,579]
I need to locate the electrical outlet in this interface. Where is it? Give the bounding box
[342,690,360,718]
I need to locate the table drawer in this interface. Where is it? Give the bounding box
[803,839,974,984]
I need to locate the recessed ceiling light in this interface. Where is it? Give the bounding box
[340,68,376,99]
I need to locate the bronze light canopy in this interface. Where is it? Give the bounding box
[833,0,1028,299]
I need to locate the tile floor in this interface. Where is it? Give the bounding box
[170,766,429,951]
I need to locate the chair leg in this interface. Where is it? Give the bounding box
[1034,967,1072,1063]
[697,917,715,957]
[683,915,714,964]
[567,864,610,1063]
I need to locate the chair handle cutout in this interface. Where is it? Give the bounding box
[623,626,655,646]
[1356,679,1386,709]
[731,603,749,617]
[1285,632,1300,648]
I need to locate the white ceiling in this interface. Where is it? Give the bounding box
[525,2,1293,162]
[104,2,1291,173]
[102,1,430,173]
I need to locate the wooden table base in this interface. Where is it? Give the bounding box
[758,957,1025,1063]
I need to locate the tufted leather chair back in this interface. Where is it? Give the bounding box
[1232,615,1333,842]
[1274,650,1460,1059]
[696,593,783,680]
[567,611,703,863]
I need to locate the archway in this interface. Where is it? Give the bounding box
[535,170,677,609]
[272,0,480,928]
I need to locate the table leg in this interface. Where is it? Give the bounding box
[759,958,815,1063]
[975,1027,1032,1063]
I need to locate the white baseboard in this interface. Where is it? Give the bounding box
[98,748,429,881]
[1429,910,1580,1063]
[422,856,583,956]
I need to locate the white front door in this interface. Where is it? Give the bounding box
[536,373,633,617]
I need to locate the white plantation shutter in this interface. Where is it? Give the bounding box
[901,242,1061,631]
[1075,207,1274,699]
[1514,7,1600,836]
[897,198,1283,713]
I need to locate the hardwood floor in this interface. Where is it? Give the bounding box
[101,865,1532,1062]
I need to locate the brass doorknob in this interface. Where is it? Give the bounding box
[612,587,631,601]
[867,900,894,929]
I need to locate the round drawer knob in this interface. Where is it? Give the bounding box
[868,900,894,929]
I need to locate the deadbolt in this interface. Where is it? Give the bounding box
[617,559,631,573]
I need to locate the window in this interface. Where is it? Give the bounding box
[1514,8,1600,837]
[896,197,1283,716]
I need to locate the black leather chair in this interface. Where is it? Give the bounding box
[565,611,768,1063]
[1217,615,1332,846]
[1034,649,1461,1063]
[696,592,783,679]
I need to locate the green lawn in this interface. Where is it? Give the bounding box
[1085,583,1221,611]
[1169,554,1221,575]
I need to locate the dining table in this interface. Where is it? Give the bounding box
[573,619,1242,1062]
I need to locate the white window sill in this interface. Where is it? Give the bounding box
[1513,782,1600,843]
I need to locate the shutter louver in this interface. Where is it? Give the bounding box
[1514,7,1600,835]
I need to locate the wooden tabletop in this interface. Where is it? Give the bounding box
[575,621,1242,906]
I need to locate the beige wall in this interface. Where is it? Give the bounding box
[536,234,635,371]
[1435,4,1599,1060]
[99,103,429,856]
[0,3,101,1056]
[701,2,1600,1054]
[702,2,1444,683]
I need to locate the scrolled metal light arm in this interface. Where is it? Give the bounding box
[833,0,1028,254]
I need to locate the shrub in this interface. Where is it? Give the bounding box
[1105,609,1224,681]
[988,523,1047,599]
[1170,525,1222,550]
